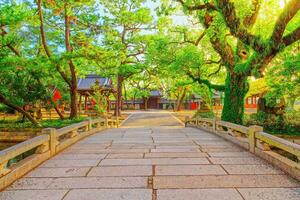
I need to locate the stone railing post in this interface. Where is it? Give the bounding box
[105,117,109,128]
[116,116,119,128]
[184,116,190,127]
[42,128,57,156]
[212,118,216,133]
[248,125,263,153]
[88,119,92,131]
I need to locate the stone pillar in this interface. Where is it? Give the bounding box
[42,128,57,156]
[248,125,263,153]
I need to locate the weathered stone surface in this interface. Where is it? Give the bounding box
[88,166,152,177]
[63,189,152,200]
[107,153,144,158]
[145,152,207,158]
[155,165,227,175]
[153,175,300,189]
[0,190,68,200]
[8,178,54,190]
[26,167,90,177]
[151,148,201,153]
[222,164,284,175]
[9,177,148,189]
[100,158,209,166]
[157,189,243,200]
[208,157,266,165]
[208,152,254,157]
[40,159,100,167]
[238,188,300,200]
[53,153,107,160]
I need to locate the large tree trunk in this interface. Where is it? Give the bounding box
[69,84,78,119]
[0,94,39,125]
[144,98,148,110]
[221,73,248,124]
[176,87,187,112]
[64,4,78,119]
[114,75,123,116]
[50,99,64,120]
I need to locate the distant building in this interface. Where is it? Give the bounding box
[77,74,114,111]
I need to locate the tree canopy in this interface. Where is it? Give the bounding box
[0,0,299,125]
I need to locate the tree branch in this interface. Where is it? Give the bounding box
[0,27,22,56]
[216,0,264,52]
[271,0,300,45]
[176,0,215,11]
[186,71,225,91]
[37,0,71,86]
[283,26,300,46]
[243,0,261,28]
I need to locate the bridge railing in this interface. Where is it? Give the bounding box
[186,117,300,180]
[0,117,117,190]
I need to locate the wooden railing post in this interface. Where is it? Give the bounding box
[248,125,263,153]
[42,128,57,156]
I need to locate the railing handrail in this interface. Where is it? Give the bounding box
[256,131,300,158]
[56,121,89,137]
[185,116,300,180]
[216,120,249,134]
[0,134,49,163]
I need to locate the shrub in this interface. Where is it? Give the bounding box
[193,110,215,119]
[244,111,300,136]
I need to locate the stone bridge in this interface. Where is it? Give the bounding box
[0,112,299,200]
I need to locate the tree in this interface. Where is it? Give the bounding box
[169,0,300,124]
[0,2,55,125]
[37,0,100,118]
[99,0,154,116]
[265,52,300,110]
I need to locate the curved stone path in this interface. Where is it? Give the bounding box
[0,112,299,200]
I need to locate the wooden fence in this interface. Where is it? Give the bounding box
[0,117,117,190]
[185,117,300,181]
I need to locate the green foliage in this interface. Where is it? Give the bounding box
[265,53,300,109]
[245,111,300,136]
[193,110,215,119]
[0,117,87,130]
[91,85,108,116]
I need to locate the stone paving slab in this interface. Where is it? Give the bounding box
[151,148,201,153]
[155,165,227,176]
[26,167,90,177]
[157,189,243,200]
[9,177,148,189]
[208,157,267,164]
[106,153,144,158]
[87,166,152,177]
[153,175,300,189]
[208,152,254,157]
[201,147,245,152]
[52,153,107,160]
[222,164,284,175]
[63,189,152,200]
[238,188,300,200]
[100,158,210,166]
[144,152,207,158]
[0,190,68,200]
[40,159,100,167]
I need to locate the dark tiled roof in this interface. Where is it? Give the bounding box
[150,90,162,97]
[77,74,112,90]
